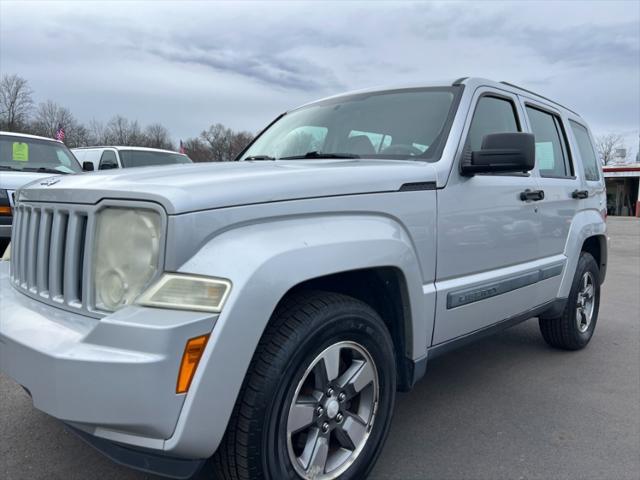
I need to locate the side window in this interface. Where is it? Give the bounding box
[526,106,573,178]
[99,150,118,170]
[570,120,600,181]
[466,95,520,151]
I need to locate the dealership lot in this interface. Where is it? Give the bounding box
[1,218,638,480]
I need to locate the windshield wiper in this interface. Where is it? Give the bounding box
[23,167,69,175]
[244,155,276,161]
[0,165,23,171]
[280,151,360,160]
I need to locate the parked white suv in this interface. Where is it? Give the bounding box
[72,146,192,170]
[1,78,607,480]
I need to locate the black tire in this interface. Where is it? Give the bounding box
[210,290,397,480]
[539,252,600,350]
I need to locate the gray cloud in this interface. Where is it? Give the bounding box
[145,45,342,91]
[0,0,637,151]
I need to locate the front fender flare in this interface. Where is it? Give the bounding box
[163,213,426,458]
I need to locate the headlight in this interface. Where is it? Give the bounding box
[94,208,161,311]
[137,273,231,313]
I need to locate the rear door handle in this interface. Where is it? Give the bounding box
[520,189,545,201]
[572,189,589,199]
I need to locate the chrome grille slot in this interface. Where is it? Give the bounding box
[36,210,53,295]
[10,203,91,313]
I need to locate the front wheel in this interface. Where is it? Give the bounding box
[539,252,601,350]
[211,291,397,480]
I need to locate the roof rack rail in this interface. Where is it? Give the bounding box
[452,77,468,86]
[500,81,580,116]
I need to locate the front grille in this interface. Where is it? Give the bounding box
[11,203,92,312]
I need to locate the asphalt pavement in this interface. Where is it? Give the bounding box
[1,217,638,480]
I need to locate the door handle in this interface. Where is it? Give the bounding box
[520,189,545,201]
[572,189,589,199]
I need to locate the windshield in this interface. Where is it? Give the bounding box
[0,135,82,173]
[241,87,460,161]
[119,150,192,168]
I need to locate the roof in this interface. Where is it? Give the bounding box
[71,146,185,155]
[294,77,581,118]
[0,131,64,143]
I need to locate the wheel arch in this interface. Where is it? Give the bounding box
[164,213,428,457]
[282,266,418,392]
[558,210,607,298]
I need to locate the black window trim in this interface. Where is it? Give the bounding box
[524,102,576,180]
[568,119,601,182]
[460,91,528,177]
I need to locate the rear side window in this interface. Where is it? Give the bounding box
[466,96,520,151]
[526,106,573,178]
[99,150,118,169]
[570,121,600,181]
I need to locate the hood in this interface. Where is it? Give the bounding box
[0,171,58,192]
[17,160,438,214]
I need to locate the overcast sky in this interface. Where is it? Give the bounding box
[1,0,638,155]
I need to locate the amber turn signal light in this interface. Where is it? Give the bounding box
[176,334,210,394]
[0,206,11,216]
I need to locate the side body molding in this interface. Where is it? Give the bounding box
[558,209,607,298]
[164,214,427,458]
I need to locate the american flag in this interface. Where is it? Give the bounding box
[179,139,185,154]
[55,123,65,142]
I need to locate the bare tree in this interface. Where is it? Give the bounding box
[0,74,34,131]
[230,131,254,159]
[200,123,254,161]
[32,100,75,138]
[105,115,143,145]
[31,100,88,148]
[143,123,174,150]
[182,137,211,162]
[596,133,625,165]
[87,119,107,145]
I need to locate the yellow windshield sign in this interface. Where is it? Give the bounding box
[12,142,29,162]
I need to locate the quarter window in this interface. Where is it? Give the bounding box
[526,106,573,178]
[466,96,520,151]
[570,120,600,181]
[99,150,118,170]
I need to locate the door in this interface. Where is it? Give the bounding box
[433,89,543,344]
[520,101,579,303]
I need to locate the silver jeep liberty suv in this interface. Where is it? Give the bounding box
[0,78,606,480]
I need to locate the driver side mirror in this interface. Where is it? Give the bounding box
[461,133,535,175]
[82,161,94,172]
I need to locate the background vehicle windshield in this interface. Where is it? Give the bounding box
[0,135,82,173]
[119,150,192,168]
[241,87,459,161]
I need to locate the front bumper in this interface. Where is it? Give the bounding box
[0,261,217,453]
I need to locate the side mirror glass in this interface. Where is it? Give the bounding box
[461,132,535,175]
[82,161,94,172]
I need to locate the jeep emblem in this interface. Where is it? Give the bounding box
[40,178,60,186]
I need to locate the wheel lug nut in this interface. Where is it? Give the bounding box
[321,422,330,433]
[338,392,346,402]
[336,413,343,423]
[326,387,334,397]
[316,406,324,416]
